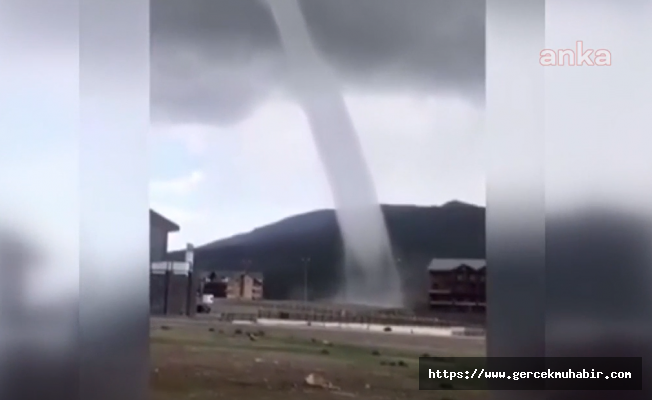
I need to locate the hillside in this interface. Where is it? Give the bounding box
[171,202,485,303]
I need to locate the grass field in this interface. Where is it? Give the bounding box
[150,318,487,400]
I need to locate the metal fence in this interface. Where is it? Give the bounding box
[207,299,483,327]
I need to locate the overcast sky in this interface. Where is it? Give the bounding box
[149,0,486,250]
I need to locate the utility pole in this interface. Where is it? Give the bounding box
[301,257,310,303]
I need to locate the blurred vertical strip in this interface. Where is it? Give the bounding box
[80,1,150,400]
[486,1,546,399]
[544,2,652,400]
[0,0,80,399]
[486,0,546,359]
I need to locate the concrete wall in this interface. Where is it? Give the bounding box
[232,318,478,338]
[252,281,263,300]
[226,280,239,299]
[149,225,168,263]
[149,270,197,316]
[167,272,191,315]
[242,275,254,299]
[150,273,168,315]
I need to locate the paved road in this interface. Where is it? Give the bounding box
[151,315,486,356]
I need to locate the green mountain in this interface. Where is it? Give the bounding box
[171,202,485,303]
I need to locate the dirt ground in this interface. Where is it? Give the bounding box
[150,317,487,400]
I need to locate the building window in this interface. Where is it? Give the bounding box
[457,274,465,281]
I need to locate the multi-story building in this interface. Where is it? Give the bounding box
[427,258,486,313]
[203,271,264,300]
[225,272,263,300]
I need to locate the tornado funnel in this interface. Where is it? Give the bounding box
[263,0,403,307]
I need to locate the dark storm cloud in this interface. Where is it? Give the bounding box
[151,0,485,125]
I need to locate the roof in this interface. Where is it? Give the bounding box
[427,258,486,271]
[150,209,180,232]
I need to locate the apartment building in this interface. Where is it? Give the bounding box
[427,258,486,313]
[203,271,264,300]
[225,272,263,300]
